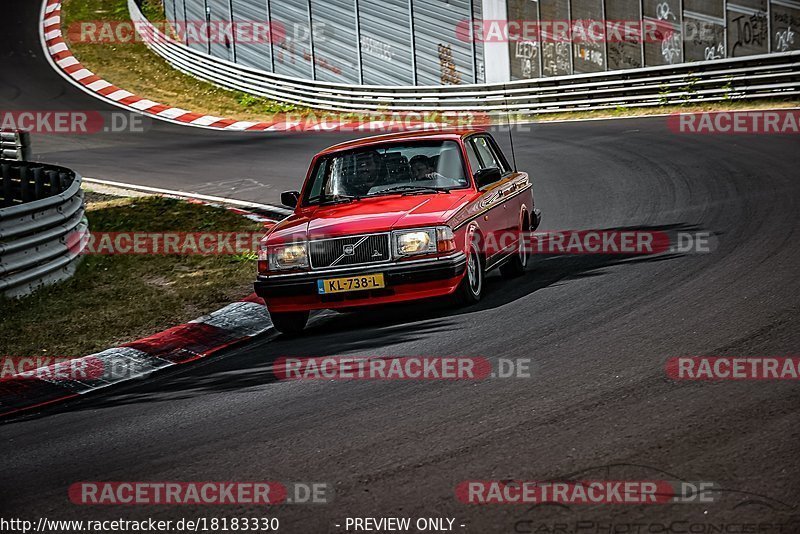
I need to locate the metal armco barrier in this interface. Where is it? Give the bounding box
[0,131,31,161]
[0,160,88,298]
[129,0,800,113]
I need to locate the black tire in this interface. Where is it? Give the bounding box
[455,240,484,305]
[500,224,529,278]
[270,310,309,335]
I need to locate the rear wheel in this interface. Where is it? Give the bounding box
[501,215,529,278]
[455,241,483,305]
[270,310,309,335]
[500,231,528,278]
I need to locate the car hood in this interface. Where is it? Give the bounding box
[306,193,468,238]
[266,193,468,243]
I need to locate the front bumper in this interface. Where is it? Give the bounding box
[255,252,467,311]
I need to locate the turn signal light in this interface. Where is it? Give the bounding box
[257,245,269,274]
[437,227,456,253]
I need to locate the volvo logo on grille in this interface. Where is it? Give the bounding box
[321,235,384,268]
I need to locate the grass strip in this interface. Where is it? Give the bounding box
[0,194,264,357]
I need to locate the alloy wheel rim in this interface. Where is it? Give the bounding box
[468,248,481,295]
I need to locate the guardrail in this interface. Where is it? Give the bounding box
[0,131,31,161]
[129,0,800,114]
[0,159,88,298]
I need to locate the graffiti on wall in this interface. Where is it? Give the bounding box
[438,44,461,85]
[661,30,682,64]
[515,40,539,78]
[773,7,799,53]
[684,17,725,62]
[542,42,571,76]
[729,11,769,56]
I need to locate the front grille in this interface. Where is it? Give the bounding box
[309,233,391,269]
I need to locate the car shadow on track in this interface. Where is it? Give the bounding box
[19,223,699,418]
[298,222,699,323]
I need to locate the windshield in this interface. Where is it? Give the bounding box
[304,140,469,204]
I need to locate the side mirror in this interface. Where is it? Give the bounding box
[474,167,502,189]
[280,190,300,208]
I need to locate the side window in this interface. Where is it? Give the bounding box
[465,141,482,174]
[486,137,510,173]
[467,137,509,190]
[473,137,499,170]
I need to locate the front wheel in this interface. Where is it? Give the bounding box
[454,241,483,305]
[270,310,309,335]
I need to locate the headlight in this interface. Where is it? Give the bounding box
[266,242,308,271]
[393,226,455,257]
[396,230,434,256]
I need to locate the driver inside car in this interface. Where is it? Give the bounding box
[346,151,388,196]
[409,154,446,181]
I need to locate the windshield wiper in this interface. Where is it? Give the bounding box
[308,194,361,205]
[371,185,450,196]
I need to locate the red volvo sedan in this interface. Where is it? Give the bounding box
[254,129,541,334]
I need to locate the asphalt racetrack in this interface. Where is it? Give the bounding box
[1,1,799,532]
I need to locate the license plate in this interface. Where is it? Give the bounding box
[317,273,385,294]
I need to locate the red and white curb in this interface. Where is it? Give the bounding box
[40,0,273,131]
[0,201,280,418]
[0,294,273,418]
[39,0,440,132]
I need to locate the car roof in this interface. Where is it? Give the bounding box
[317,129,487,156]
